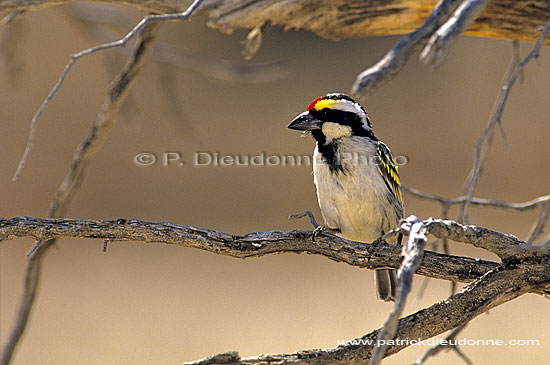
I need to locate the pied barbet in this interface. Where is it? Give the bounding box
[288,93,404,302]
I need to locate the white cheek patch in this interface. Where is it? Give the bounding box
[322,122,352,141]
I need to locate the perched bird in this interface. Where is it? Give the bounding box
[288,93,404,302]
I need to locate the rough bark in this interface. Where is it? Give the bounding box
[3,216,548,364]
[1,0,549,44]
[0,216,498,283]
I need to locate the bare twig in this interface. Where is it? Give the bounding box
[372,217,427,364]
[512,40,524,87]
[288,209,319,228]
[11,0,204,181]
[414,323,472,365]
[458,18,550,224]
[351,0,462,97]
[420,0,490,65]
[403,185,550,212]
[0,9,24,24]
[0,23,159,365]
[0,9,25,82]
[526,202,550,243]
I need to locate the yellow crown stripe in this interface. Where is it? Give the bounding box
[312,99,338,111]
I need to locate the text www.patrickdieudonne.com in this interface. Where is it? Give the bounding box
[337,338,541,347]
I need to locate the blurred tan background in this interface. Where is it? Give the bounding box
[1,4,549,364]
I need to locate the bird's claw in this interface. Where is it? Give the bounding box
[288,210,340,241]
[312,226,341,241]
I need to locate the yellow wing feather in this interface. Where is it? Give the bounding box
[376,142,403,205]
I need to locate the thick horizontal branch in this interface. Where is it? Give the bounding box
[1,0,549,44]
[0,216,497,283]
[3,217,549,364]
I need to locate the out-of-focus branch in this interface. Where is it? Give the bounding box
[62,4,287,83]
[403,186,550,212]
[458,18,550,224]
[414,323,472,365]
[350,0,462,97]
[0,216,498,283]
[0,23,159,365]
[0,9,26,83]
[420,0,490,65]
[526,202,550,243]
[371,217,427,364]
[3,0,549,44]
[11,0,205,181]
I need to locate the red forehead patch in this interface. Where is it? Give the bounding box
[306,96,324,111]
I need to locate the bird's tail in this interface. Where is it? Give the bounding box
[375,269,397,302]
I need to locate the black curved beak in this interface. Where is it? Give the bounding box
[287,112,322,131]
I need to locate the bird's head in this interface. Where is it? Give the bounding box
[287,93,374,142]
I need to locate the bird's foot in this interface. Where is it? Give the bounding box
[288,210,340,241]
[312,226,341,241]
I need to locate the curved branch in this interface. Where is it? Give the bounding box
[4,215,549,364]
[458,18,550,224]
[188,263,548,364]
[350,0,462,97]
[2,217,549,364]
[0,22,160,365]
[420,0,491,65]
[11,0,205,181]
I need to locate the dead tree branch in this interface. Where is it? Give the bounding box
[414,323,472,365]
[1,216,549,363]
[420,0,491,65]
[2,1,549,364]
[2,0,549,45]
[0,22,159,365]
[0,216,497,283]
[403,186,550,212]
[187,224,548,363]
[350,0,462,96]
[10,0,204,181]
[526,201,550,244]
[371,217,427,364]
[459,18,550,224]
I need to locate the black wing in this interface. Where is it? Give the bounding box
[376,141,403,206]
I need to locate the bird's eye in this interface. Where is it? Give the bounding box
[318,108,330,118]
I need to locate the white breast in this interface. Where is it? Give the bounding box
[313,138,401,243]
